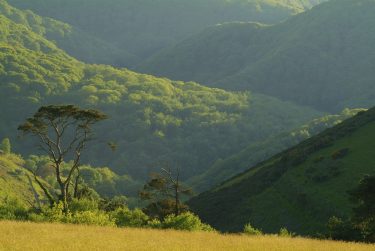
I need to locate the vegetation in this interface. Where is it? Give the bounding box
[8,0,325,63]
[18,105,107,211]
[140,167,192,219]
[139,0,375,111]
[0,221,374,251]
[0,0,136,67]
[188,108,365,192]
[0,3,322,189]
[189,107,375,235]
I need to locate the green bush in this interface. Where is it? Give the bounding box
[162,212,214,232]
[0,197,28,220]
[278,227,295,237]
[111,208,149,228]
[243,223,263,236]
[69,199,99,213]
[67,210,115,226]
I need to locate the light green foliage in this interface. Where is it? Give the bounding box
[111,208,149,228]
[0,0,136,66]
[243,223,263,235]
[1,138,11,154]
[0,197,28,220]
[279,227,295,237]
[162,212,214,232]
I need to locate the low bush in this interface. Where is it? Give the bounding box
[243,223,263,236]
[162,212,215,232]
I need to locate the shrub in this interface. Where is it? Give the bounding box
[0,197,28,220]
[111,208,149,228]
[67,210,115,226]
[69,199,99,213]
[162,212,215,232]
[279,227,295,237]
[243,223,262,235]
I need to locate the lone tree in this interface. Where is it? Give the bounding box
[18,105,107,211]
[140,167,192,219]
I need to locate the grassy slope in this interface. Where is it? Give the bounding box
[139,0,375,112]
[189,108,375,234]
[7,0,325,62]
[0,153,43,205]
[0,221,374,251]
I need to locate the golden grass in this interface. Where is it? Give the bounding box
[0,221,374,251]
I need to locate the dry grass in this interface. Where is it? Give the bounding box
[0,221,374,251]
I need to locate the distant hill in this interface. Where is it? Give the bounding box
[0,0,138,67]
[0,4,321,185]
[139,0,375,112]
[189,107,375,235]
[8,0,326,63]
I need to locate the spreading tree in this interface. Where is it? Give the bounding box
[18,105,107,211]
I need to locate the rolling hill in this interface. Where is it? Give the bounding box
[139,0,375,112]
[0,2,321,187]
[189,107,375,235]
[8,0,326,63]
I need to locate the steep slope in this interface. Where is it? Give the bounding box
[0,0,137,67]
[0,153,44,206]
[0,12,321,183]
[8,0,326,62]
[188,108,366,192]
[189,108,375,235]
[140,0,375,112]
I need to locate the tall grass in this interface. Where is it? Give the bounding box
[0,221,374,251]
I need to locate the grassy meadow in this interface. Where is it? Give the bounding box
[0,221,374,251]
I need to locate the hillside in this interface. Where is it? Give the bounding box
[0,5,321,186]
[189,107,375,234]
[1,221,374,251]
[0,153,43,206]
[8,0,325,62]
[0,0,137,67]
[139,0,375,112]
[188,108,366,192]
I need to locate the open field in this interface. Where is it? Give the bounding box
[0,221,374,251]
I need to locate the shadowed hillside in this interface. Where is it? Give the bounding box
[189,107,375,234]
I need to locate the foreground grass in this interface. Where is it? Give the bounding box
[0,221,374,251]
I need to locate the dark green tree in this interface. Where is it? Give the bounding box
[18,105,107,211]
[140,167,192,219]
[349,175,375,242]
